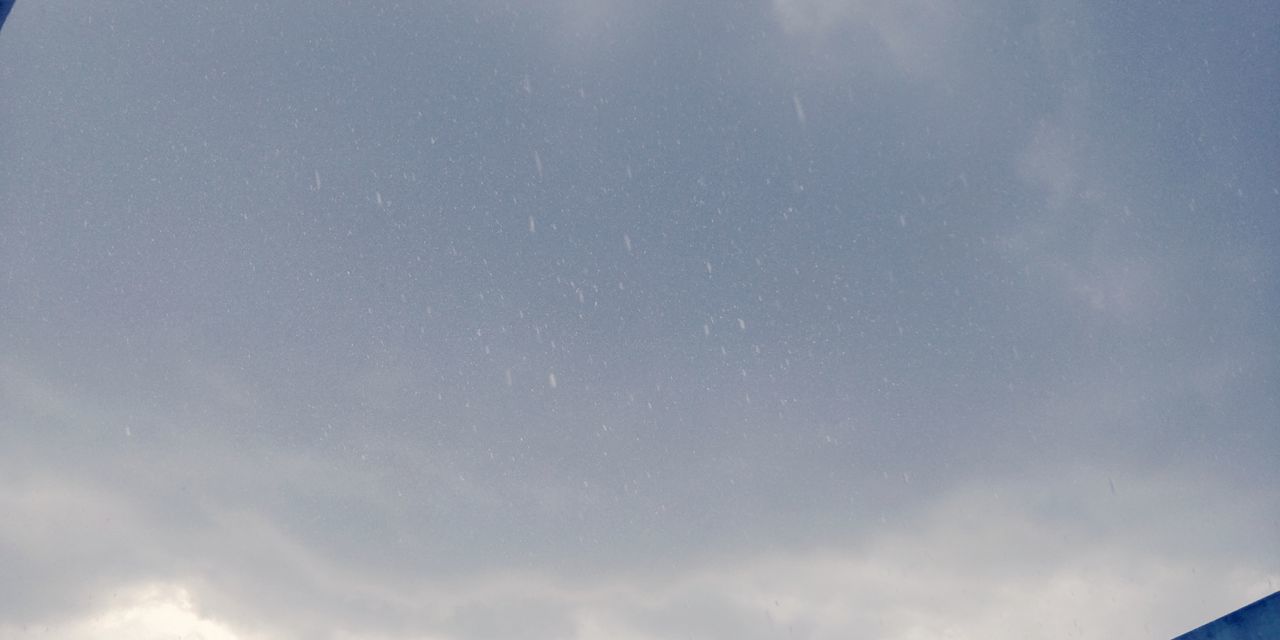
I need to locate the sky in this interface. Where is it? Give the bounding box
[0,1,1277,638]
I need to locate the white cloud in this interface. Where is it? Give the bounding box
[6,583,261,640]
[771,0,962,75]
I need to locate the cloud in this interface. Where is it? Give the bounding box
[999,7,1179,327]
[0,583,261,640]
[2,441,1273,640]
[2,3,1276,639]
[771,0,963,75]
[4,316,1276,640]
[528,0,661,64]
[1018,116,1086,208]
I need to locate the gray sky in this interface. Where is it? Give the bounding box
[1,1,1277,638]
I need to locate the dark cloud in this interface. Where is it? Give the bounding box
[1,0,1277,638]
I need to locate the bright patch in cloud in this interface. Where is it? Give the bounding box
[14,584,255,640]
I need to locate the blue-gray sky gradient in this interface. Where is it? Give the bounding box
[1,1,1277,638]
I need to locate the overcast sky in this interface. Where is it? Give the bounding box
[1,1,1277,639]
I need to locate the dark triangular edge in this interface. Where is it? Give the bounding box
[1172,591,1280,640]
[0,0,13,33]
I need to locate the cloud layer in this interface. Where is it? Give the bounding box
[2,0,1277,638]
